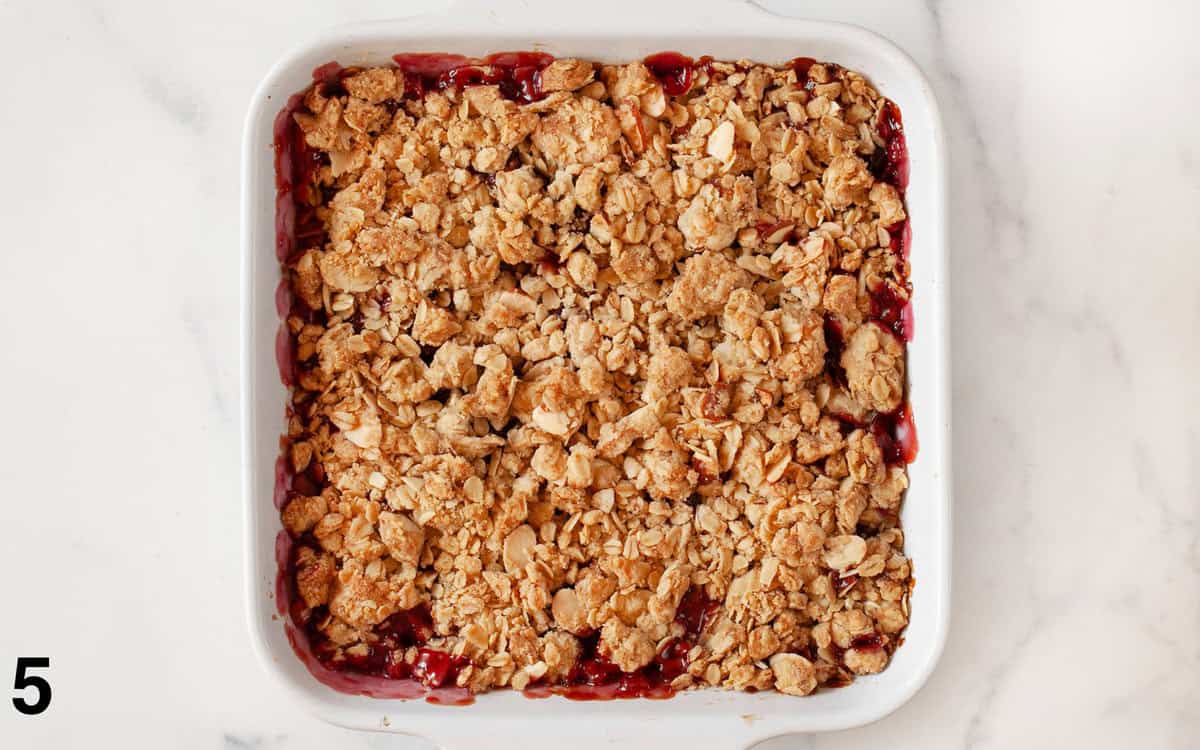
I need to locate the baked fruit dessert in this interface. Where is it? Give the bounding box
[273,50,916,700]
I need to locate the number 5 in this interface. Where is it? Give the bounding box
[12,657,51,715]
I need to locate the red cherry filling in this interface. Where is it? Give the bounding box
[273,91,326,265]
[378,605,435,647]
[297,601,461,688]
[870,403,918,466]
[675,586,720,638]
[342,644,389,674]
[392,51,554,103]
[892,219,912,260]
[869,280,910,340]
[413,648,469,688]
[391,52,470,98]
[829,401,917,467]
[644,51,695,96]
[289,460,325,497]
[274,325,296,387]
[311,61,346,96]
[425,688,475,706]
[384,650,413,680]
[790,56,820,93]
[849,632,884,652]
[538,586,717,701]
[870,100,909,190]
[654,638,693,682]
[391,52,471,78]
[790,56,817,80]
[823,315,848,386]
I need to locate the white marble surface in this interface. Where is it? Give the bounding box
[1,0,1197,747]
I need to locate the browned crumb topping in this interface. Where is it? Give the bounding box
[280,55,912,697]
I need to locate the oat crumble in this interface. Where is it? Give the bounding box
[275,51,915,699]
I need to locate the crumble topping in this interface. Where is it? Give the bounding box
[277,53,913,698]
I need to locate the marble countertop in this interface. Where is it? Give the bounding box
[1,0,1196,747]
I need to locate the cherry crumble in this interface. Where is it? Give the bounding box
[274,51,915,701]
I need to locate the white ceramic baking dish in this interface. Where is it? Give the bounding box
[240,0,950,745]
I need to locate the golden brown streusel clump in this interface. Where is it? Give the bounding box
[280,55,912,697]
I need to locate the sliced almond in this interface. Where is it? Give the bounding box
[706,120,735,162]
[503,524,537,573]
[823,534,867,570]
[551,587,587,632]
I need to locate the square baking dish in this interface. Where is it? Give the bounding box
[240,1,950,745]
